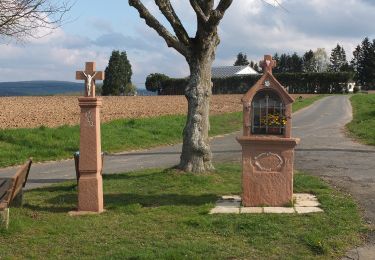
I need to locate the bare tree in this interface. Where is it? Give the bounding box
[0,0,71,41]
[129,0,233,173]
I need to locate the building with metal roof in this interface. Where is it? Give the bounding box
[211,65,259,79]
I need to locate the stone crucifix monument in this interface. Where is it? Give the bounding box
[75,62,105,213]
[237,55,299,207]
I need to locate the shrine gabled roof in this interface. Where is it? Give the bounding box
[212,65,259,78]
[241,72,294,104]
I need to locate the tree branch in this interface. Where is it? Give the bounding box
[207,0,233,27]
[154,0,190,46]
[189,0,208,22]
[0,0,71,41]
[129,0,189,56]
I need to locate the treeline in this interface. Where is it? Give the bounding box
[232,40,375,91]
[153,72,353,95]
[146,37,375,95]
[234,46,350,74]
[352,37,375,89]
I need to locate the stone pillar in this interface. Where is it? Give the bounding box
[237,137,298,207]
[77,97,104,213]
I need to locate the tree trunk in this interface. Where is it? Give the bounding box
[179,57,215,173]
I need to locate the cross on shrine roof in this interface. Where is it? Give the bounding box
[260,55,276,74]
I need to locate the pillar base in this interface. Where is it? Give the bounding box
[78,173,104,213]
[237,136,299,207]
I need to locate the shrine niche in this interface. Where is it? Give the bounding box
[237,55,299,207]
[250,90,286,135]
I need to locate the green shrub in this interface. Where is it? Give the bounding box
[156,72,354,95]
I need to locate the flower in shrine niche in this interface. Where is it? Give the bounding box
[261,113,287,126]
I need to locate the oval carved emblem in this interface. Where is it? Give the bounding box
[253,152,284,172]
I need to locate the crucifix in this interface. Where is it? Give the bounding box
[76,62,105,97]
[260,55,277,74]
[71,61,105,214]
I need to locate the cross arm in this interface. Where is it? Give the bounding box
[93,71,105,81]
[75,71,105,81]
[76,71,86,80]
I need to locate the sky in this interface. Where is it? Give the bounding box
[0,0,375,89]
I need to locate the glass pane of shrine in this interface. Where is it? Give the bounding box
[251,90,286,135]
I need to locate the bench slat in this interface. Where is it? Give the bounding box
[10,159,32,202]
[0,179,12,201]
[0,201,8,210]
[0,159,32,209]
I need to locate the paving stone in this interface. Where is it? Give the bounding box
[295,200,320,207]
[216,200,241,208]
[209,206,240,214]
[295,207,323,214]
[221,195,241,201]
[263,207,295,214]
[343,245,375,260]
[241,207,263,214]
[293,193,317,201]
[210,194,323,215]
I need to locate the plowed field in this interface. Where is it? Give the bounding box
[0,94,315,129]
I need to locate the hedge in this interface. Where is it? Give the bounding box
[157,72,354,95]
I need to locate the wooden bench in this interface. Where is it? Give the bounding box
[0,159,32,229]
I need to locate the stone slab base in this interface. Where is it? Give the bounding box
[210,194,323,214]
[0,208,9,229]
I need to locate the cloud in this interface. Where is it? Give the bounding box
[213,0,375,65]
[1,0,375,87]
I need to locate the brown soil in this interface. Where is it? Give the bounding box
[0,94,316,129]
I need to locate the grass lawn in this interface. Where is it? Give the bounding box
[0,95,324,168]
[347,94,375,145]
[0,163,365,259]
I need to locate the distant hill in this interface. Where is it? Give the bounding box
[0,81,156,96]
[0,81,84,96]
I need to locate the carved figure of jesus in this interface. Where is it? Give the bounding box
[83,72,97,96]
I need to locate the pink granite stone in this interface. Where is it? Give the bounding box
[237,55,299,207]
[75,62,105,213]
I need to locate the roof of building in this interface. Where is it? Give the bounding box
[212,65,259,79]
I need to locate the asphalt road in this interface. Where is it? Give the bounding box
[1,95,375,257]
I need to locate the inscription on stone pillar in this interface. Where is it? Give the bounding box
[85,110,94,127]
